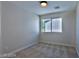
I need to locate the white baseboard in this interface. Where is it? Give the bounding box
[0,41,38,58]
[39,41,75,48]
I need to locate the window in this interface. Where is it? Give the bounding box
[41,18,62,32]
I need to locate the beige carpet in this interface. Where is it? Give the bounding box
[13,43,78,58]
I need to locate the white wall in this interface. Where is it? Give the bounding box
[40,10,76,47]
[76,3,79,56]
[0,2,2,55]
[1,2,39,54]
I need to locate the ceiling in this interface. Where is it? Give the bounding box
[10,1,78,15]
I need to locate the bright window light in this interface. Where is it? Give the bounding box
[41,18,62,32]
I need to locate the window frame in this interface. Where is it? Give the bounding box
[41,17,62,33]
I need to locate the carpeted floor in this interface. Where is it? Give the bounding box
[13,43,78,58]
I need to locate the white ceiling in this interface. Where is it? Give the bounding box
[10,1,77,15]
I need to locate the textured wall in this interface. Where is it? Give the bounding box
[1,2,39,54]
[40,10,76,47]
[76,3,79,56]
